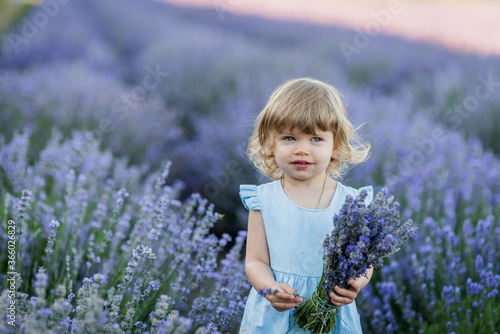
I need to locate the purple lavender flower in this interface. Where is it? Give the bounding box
[149,279,161,292]
[45,219,60,255]
[258,288,279,297]
[17,189,32,221]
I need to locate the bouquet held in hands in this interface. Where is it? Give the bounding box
[292,187,417,333]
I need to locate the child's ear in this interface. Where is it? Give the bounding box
[331,146,338,159]
[269,140,276,157]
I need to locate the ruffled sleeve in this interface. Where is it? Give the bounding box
[239,184,261,211]
[358,185,374,206]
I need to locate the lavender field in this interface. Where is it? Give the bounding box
[0,0,499,332]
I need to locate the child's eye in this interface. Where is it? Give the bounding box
[311,137,322,142]
[283,136,295,141]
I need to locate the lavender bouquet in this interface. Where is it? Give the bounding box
[292,187,416,333]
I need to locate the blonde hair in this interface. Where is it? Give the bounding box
[248,77,370,180]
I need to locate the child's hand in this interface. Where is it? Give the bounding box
[329,279,361,306]
[266,283,303,312]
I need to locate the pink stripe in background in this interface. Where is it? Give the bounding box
[158,0,500,57]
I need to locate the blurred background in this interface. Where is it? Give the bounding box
[1,0,499,331]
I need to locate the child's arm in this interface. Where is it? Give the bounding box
[328,266,373,306]
[245,209,303,311]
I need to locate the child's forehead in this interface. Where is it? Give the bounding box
[276,127,332,136]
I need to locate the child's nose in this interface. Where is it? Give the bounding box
[294,143,310,155]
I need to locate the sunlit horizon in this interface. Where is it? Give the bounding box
[159,0,500,57]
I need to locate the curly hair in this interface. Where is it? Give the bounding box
[247,77,370,180]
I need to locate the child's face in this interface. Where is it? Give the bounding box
[273,128,335,183]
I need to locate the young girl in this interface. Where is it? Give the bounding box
[239,77,373,333]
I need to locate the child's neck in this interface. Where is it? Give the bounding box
[281,175,336,210]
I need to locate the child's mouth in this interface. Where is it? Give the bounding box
[292,160,312,169]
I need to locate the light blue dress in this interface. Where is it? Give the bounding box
[239,179,373,334]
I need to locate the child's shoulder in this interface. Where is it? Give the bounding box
[239,180,280,211]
